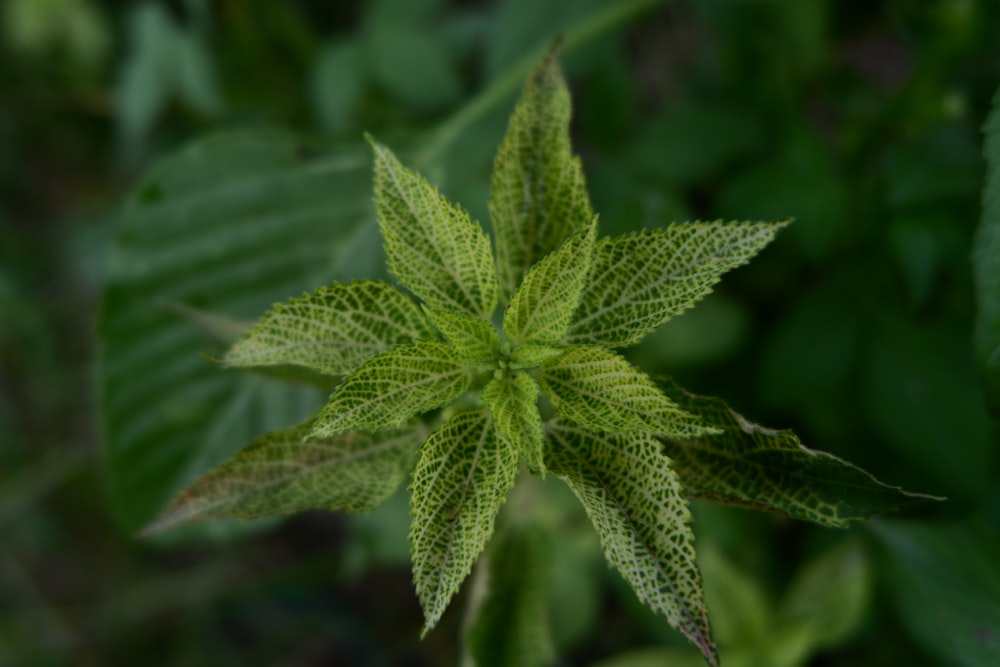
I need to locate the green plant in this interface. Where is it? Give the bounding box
[147,50,928,666]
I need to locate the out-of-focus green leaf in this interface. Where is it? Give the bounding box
[310,39,365,134]
[658,378,936,527]
[698,545,770,649]
[871,516,1000,667]
[366,19,461,112]
[864,321,993,499]
[466,524,555,667]
[589,648,706,667]
[3,0,110,67]
[626,102,763,188]
[98,132,376,532]
[974,83,1000,408]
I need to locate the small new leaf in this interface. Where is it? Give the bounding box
[509,345,563,370]
[655,378,939,526]
[547,423,718,666]
[504,218,596,347]
[537,346,718,437]
[425,307,500,363]
[489,47,594,299]
[312,341,471,437]
[370,138,498,318]
[146,420,425,534]
[567,220,790,348]
[224,280,436,375]
[483,372,545,474]
[410,409,519,634]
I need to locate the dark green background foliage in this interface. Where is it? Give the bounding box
[3,0,999,665]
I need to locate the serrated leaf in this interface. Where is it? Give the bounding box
[370,138,498,318]
[98,132,375,531]
[537,346,717,437]
[467,523,555,667]
[425,307,500,362]
[974,83,1000,408]
[483,372,545,473]
[489,48,594,299]
[547,423,717,666]
[146,420,426,534]
[224,280,436,375]
[410,409,519,634]
[312,341,471,436]
[504,218,596,347]
[656,378,938,527]
[510,344,563,369]
[566,220,790,348]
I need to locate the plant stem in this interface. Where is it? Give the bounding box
[414,0,665,166]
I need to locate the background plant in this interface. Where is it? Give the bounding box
[3,1,1000,666]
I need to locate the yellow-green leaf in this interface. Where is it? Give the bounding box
[503,218,596,347]
[425,307,500,363]
[483,372,545,474]
[224,280,436,375]
[370,138,498,318]
[567,220,790,348]
[537,346,717,438]
[410,409,519,634]
[146,420,426,533]
[655,378,937,527]
[311,341,471,437]
[489,48,594,299]
[509,345,563,370]
[547,423,718,666]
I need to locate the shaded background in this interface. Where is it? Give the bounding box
[2,0,999,665]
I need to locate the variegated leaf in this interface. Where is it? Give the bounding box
[425,307,500,363]
[483,372,545,473]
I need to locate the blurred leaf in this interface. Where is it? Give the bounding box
[98,132,376,532]
[366,19,461,112]
[658,378,936,527]
[630,293,748,371]
[589,647,707,667]
[466,524,555,667]
[776,539,871,653]
[3,0,110,67]
[871,516,1000,667]
[698,545,771,648]
[863,320,993,499]
[626,102,763,188]
[974,83,1000,408]
[310,39,365,134]
[117,2,222,158]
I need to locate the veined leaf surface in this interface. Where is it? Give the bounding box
[371,138,498,318]
[312,341,471,436]
[503,218,596,347]
[547,423,717,666]
[425,307,500,363]
[567,220,789,348]
[656,378,936,526]
[537,346,716,437]
[488,48,594,299]
[224,280,436,375]
[98,131,375,531]
[410,409,519,634]
[146,420,426,533]
[483,372,545,473]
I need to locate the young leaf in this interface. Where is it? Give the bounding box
[466,524,555,667]
[489,47,594,299]
[224,280,436,375]
[482,372,545,474]
[510,345,564,369]
[503,218,597,347]
[410,409,519,634]
[655,378,938,526]
[536,346,718,438]
[424,307,500,363]
[370,138,498,318]
[547,423,718,666]
[566,220,790,348]
[145,420,426,534]
[311,341,471,437]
